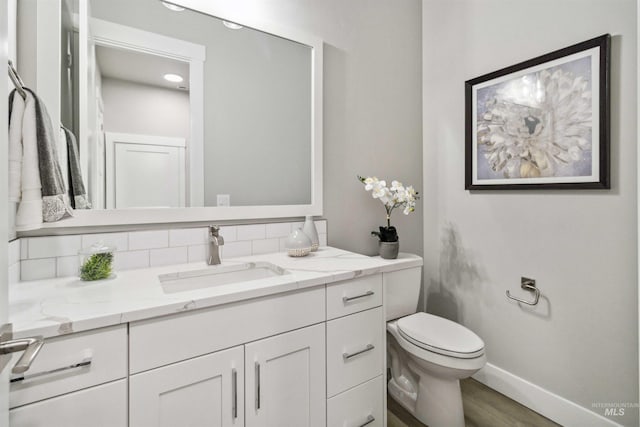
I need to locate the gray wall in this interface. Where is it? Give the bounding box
[226,0,423,256]
[101,78,190,137]
[423,0,637,425]
[204,28,311,207]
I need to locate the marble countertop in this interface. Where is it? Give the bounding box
[10,247,422,339]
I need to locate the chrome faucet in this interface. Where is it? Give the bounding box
[208,225,224,265]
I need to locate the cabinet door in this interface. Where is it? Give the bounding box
[245,323,325,427]
[130,345,244,427]
[10,379,127,427]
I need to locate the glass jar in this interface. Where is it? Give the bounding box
[78,243,115,281]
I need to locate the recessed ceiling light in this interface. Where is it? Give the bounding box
[163,73,184,83]
[223,21,243,30]
[162,2,185,12]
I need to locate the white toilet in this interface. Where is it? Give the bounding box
[385,266,486,427]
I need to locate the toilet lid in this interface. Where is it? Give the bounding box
[397,312,485,359]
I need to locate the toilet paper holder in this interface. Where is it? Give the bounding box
[506,277,540,306]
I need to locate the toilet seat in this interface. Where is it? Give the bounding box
[397,313,484,359]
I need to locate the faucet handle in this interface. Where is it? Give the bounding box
[209,225,224,245]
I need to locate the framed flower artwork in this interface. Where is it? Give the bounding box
[465,34,610,190]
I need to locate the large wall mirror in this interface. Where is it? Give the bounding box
[24,0,322,229]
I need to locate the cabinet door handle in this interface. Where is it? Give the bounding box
[231,368,237,419]
[343,344,375,361]
[10,357,92,383]
[358,414,375,426]
[342,290,374,303]
[255,362,261,410]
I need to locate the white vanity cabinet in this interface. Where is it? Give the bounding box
[130,346,245,427]
[245,323,325,427]
[8,325,128,427]
[10,380,128,427]
[325,274,386,427]
[9,264,404,427]
[129,323,325,427]
[129,285,327,427]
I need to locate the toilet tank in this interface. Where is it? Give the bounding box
[384,266,422,321]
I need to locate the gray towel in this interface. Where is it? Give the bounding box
[62,126,91,209]
[21,88,73,222]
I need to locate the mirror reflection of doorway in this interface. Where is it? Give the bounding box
[94,46,190,209]
[105,133,186,209]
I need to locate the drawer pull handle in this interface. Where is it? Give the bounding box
[343,344,375,361]
[359,414,375,427]
[231,368,238,419]
[342,290,374,303]
[255,362,261,410]
[10,357,92,383]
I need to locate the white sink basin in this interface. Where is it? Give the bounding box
[159,262,289,294]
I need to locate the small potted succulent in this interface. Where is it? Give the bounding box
[78,242,115,281]
[358,175,419,259]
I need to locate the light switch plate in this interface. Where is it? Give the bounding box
[217,194,231,207]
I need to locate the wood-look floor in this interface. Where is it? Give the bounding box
[387,378,561,427]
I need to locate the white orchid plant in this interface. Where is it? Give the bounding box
[358,176,419,242]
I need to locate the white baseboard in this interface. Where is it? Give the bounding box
[472,363,622,427]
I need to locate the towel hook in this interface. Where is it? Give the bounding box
[8,60,26,100]
[506,277,540,306]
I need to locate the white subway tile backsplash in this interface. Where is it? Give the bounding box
[113,250,150,271]
[129,230,169,250]
[13,219,328,280]
[222,241,252,259]
[81,232,129,252]
[9,240,20,265]
[27,235,81,259]
[150,247,188,267]
[21,258,57,281]
[266,223,291,239]
[169,228,207,247]
[57,256,79,278]
[188,245,207,263]
[219,226,237,242]
[20,239,28,260]
[9,263,20,284]
[315,220,327,234]
[252,239,279,255]
[236,224,266,241]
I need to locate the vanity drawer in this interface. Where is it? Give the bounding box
[130,286,325,373]
[327,375,384,427]
[10,324,128,408]
[326,274,382,320]
[326,307,384,397]
[10,380,128,427]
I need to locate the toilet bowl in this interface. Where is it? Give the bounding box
[383,264,485,427]
[386,313,485,427]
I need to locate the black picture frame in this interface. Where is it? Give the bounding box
[465,34,610,190]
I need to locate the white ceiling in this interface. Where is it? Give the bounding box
[95,45,190,91]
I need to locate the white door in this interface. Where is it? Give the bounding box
[1,0,12,423]
[105,133,186,209]
[129,345,244,427]
[245,323,326,427]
